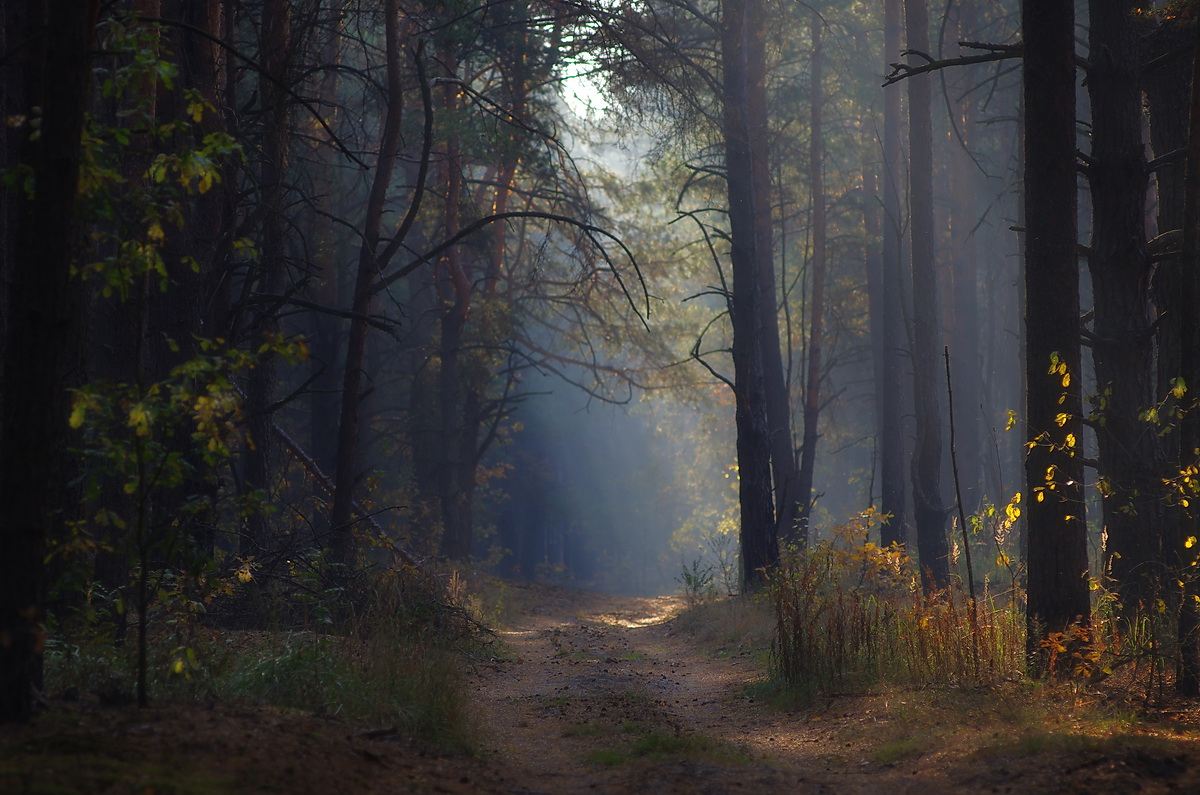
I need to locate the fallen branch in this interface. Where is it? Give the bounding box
[269,420,419,568]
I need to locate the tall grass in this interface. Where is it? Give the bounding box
[45,567,478,750]
[769,515,1025,701]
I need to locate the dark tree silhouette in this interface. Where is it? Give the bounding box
[877,0,909,549]
[795,10,826,543]
[1022,0,1090,653]
[905,0,950,591]
[0,0,99,723]
[1086,0,1162,610]
[722,0,779,586]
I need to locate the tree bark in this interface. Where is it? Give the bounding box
[751,11,799,550]
[722,0,778,587]
[905,0,950,591]
[329,0,405,566]
[1141,15,1188,608]
[1086,1,1162,609]
[1175,0,1200,697]
[1022,0,1091,653]
[946,0,983,515]
[879,0,909,549]
[0,0,99,722]
[242,0,292,555]
[794,11,825,542]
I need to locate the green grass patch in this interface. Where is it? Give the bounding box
[587,748,628,767]
[631,731,753,765]
[0,750,232,794]
[43,572,478,753]
[872,737,923,764]
[564,722,618,738]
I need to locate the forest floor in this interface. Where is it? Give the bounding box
[7,579,1200,792]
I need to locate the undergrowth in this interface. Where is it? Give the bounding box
[45,565,479,751]
[768,511,1024,703]
[768,510,1198,706]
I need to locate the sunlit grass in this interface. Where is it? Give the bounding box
[769,514,1025,705]
[672,591,775,654]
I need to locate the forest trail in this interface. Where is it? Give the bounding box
[466,581,1200,794]
[468,581,959,794]
[5,580,1200,793]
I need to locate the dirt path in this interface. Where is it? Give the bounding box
[467,581,960,794]
[6,580,1200,793]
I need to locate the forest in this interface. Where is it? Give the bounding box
[4,0,1200,791]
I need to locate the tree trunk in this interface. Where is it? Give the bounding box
[0,0,99,723]
[242,0,292,555]
[751,16,799,550]
[1086,1,1162,610]
[1022,0,1091,654]
[329,0,405,566]
[795,11,824,542]
[946,0,983,515]
[879,0,909,549]
[308,3,346,490]
[1141,13,1188,610]
[722,0,778,587]
[905,0,950,591]
[1175,1,1200,697]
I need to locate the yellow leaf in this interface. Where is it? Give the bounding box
[1037,491,1045,503]
[1187,536,1197,549]
[1055,413,1069,427]
[1065,433,1076,448]
[127,405,152,437]
[1062,372,1071,387]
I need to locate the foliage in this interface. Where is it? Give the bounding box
[769,511,1025,703]
[676,558,717,606]
[44,566,478,749]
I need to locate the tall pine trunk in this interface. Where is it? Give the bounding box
[0,0,99,722]
[722,0,778,587]
[329,0,405,566]
[1022,0,1091,654]
[905,0,950,590]
[1086,1,1162,609]
[1175,1,1200,696]
[879,0,909,548]
[243,0,292,554]
[947,0,983,515]
[795,12,825,541]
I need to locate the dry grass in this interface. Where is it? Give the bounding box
[769,523,1025,703]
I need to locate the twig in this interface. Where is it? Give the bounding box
[945,346,980,680]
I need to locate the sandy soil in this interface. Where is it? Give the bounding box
[5,580,1200,793]
[466,580,1200,794]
